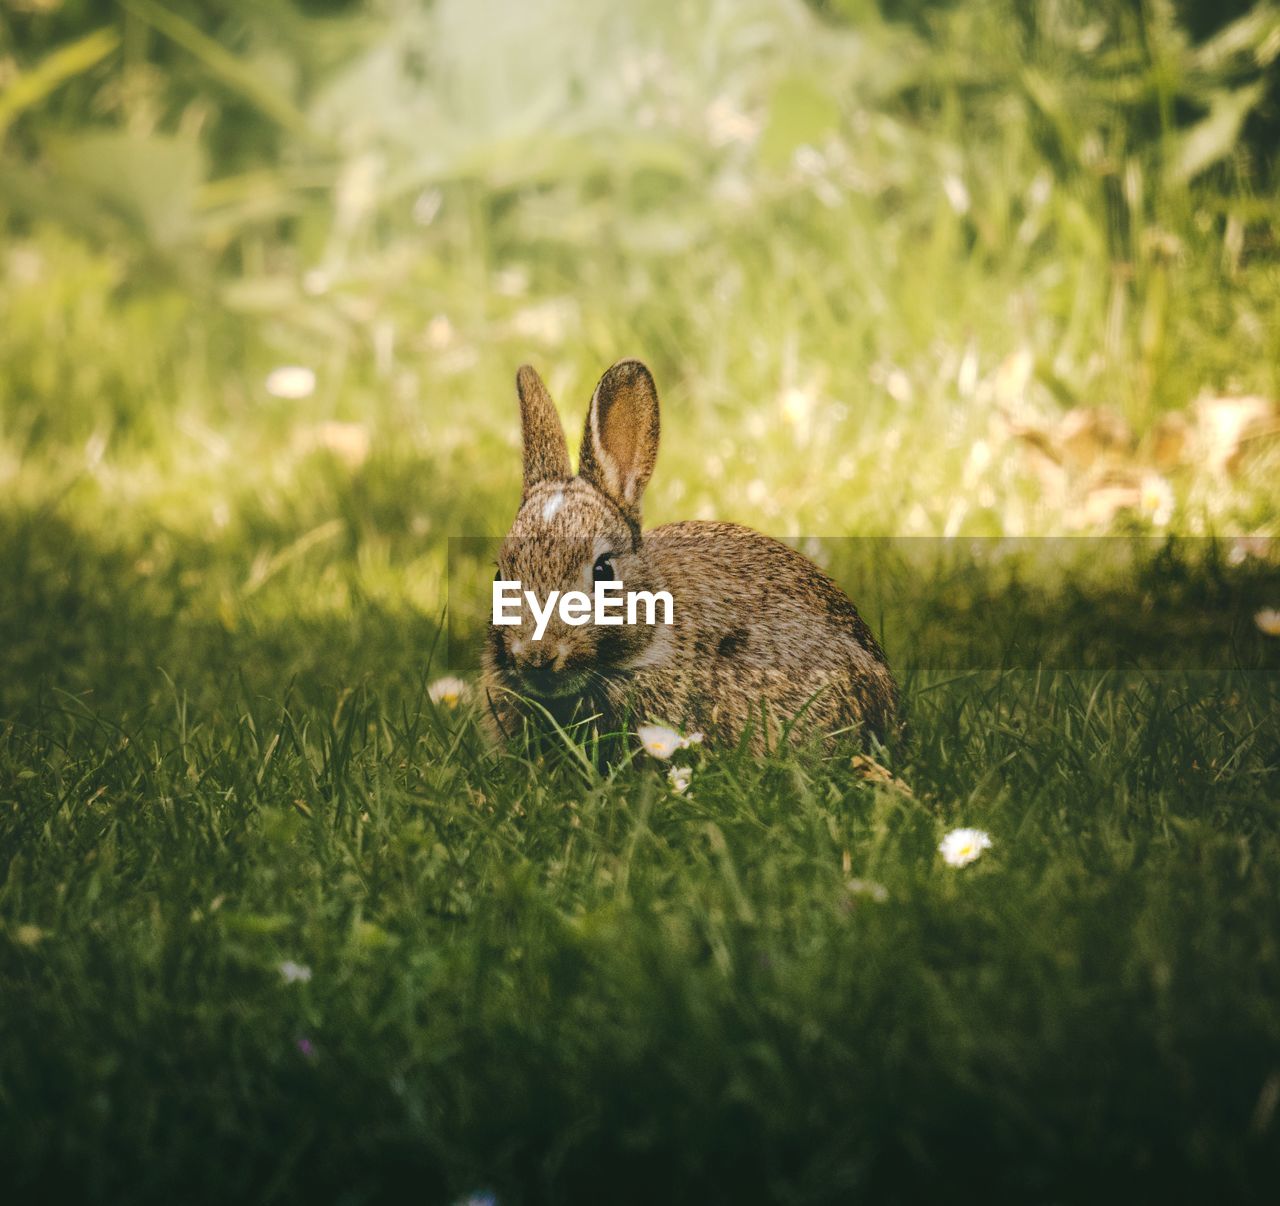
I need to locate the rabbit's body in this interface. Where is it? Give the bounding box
[482,361,897,754]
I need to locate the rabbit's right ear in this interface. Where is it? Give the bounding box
[516,365,570,497]
[579,359,660,524]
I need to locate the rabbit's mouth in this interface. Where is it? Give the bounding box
[518,664,591,700]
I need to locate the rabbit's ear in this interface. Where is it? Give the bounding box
[517,365,570,496]
[579,359,660,520]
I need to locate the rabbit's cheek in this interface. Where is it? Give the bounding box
[593,623,634,668]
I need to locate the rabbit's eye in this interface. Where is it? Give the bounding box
[592,554,615,582]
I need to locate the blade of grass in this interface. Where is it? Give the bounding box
[119,0,314,139]
[1167,81,1266,185]
[0,28,120,141]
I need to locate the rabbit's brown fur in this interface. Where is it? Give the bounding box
[482,359,897,753]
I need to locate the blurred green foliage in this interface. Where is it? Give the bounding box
[2,0,1278,537]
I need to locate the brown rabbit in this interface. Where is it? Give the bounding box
[481,359,898,754]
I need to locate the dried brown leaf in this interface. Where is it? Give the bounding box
[1195,394,1277,474]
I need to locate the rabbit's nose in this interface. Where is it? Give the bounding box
[519,656,559,696]
[514,642,570,695]
[521,646,553,671]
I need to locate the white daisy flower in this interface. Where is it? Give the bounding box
[1255,608,1280,637]
[278,960,312,984]
[265,366,316,400]
[428,676,469,708]
[780,385,816,428]
[939,828,993,868]
[1138,473,1174,528]
[668,766,693,794]
[637,723,684,760]
[637,723,704,760]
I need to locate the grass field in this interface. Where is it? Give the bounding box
[3,0,1280,1201]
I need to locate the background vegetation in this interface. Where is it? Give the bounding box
[2,0,1279,1201]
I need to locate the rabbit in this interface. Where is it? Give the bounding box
[481,359,898,755]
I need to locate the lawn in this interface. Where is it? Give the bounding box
[2,0,1280,1201]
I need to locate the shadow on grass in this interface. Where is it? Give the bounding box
[0,506,447,727]
[5,510,1278,733]
[2,512,1279,1205]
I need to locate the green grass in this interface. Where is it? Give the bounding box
[3,0,1280,1201]
[4,666,1280,1201]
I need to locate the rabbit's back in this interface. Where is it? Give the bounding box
[622,521,898,747]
